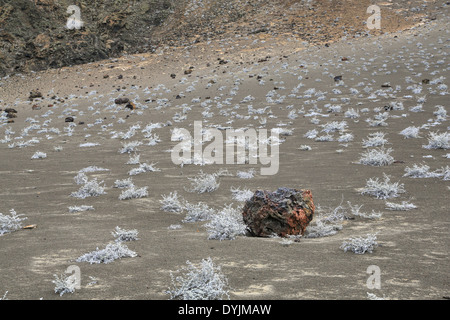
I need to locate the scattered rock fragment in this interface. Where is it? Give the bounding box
[125,102,136,110]
[115,97,130,105]
[242,188,315,238]
[65,117,74,122]
[29,90,43,100]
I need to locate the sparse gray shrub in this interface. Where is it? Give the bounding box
[403,163,438,178]
[230,187,254,202]
[187,171,220,193]
[340,234,378,254]
[52,273,77,297]
[362,132,388,147]
[76,242,137,264]
[298,145,312,151]
[71,179,106,199]
[113,178,134,189]
[385,201,417,211]
[304,218,343,238]
[68,205,94,213]
[338,133,354,143]
[31,151,47,159]
[347,202,382,219]
[422,131,449,150]
[0,209,27,236]
[399,126,420,139]
[205,205,247,240]
[166,257,230,300]
[119,141,142,154]
[362,173,405,199]
[0,291,8,300]
[183,202,215,223]
[320,121,348,133]
[160,191,184,213]
[128,162,160,176]
[118,186,148,200]
[112,226,139,242]
[358,147,394,166]
[315,134,334,142]
[236,169,255,179]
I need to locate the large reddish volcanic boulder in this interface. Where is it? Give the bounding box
[242,188,315,237]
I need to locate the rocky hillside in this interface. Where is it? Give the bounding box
[0,0,443,76]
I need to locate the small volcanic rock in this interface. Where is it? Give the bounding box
[242,188,315,238]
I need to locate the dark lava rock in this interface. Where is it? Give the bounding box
[114,97,130,105]
[242,188,315,238]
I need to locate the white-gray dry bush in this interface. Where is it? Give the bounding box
[68,205,94,213]
[79,166,110,173]
[160,191,184,213]
[52,273,77,297]
[358,147,394,166]
[344,108,360,119]
[304,129,318,139]
[236,169,255,179]
[71,178,106,199]
[422,131,449,150]
[320,121,348,133]
[315,134,334,142]
[409,104,424,112]
[367,292,385,300]
[112,226,139,242]
[362,173,405,199]
[340,234,378,254]
[347,202,382,219]
[430,165,450,181]
[76,242,137,264]
[433,105,447,121]
[385,201,417,211]
[118,186,148,200]
[119,141,142,154]
[298,145,312,151]
[304,217,343,238]
[367,118,388,127]
[31,151,47,159]
[79,142,100,148]
[183,202,215,223]
[403,163,439,178]
[338,133,354,143]
[399,126,420,139]
[166,257,230,300]
[230,186,254,202]
[0,209,27,236]
[74,172,88,185]
[362,132,388,147]
[0,291,8,300]
[128,162,160,176]
[126,153,140,165]
[113,178,134,189]
[187,171,220,193]
[205,205,247,241]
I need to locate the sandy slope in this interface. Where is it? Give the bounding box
[0,10,449,300]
